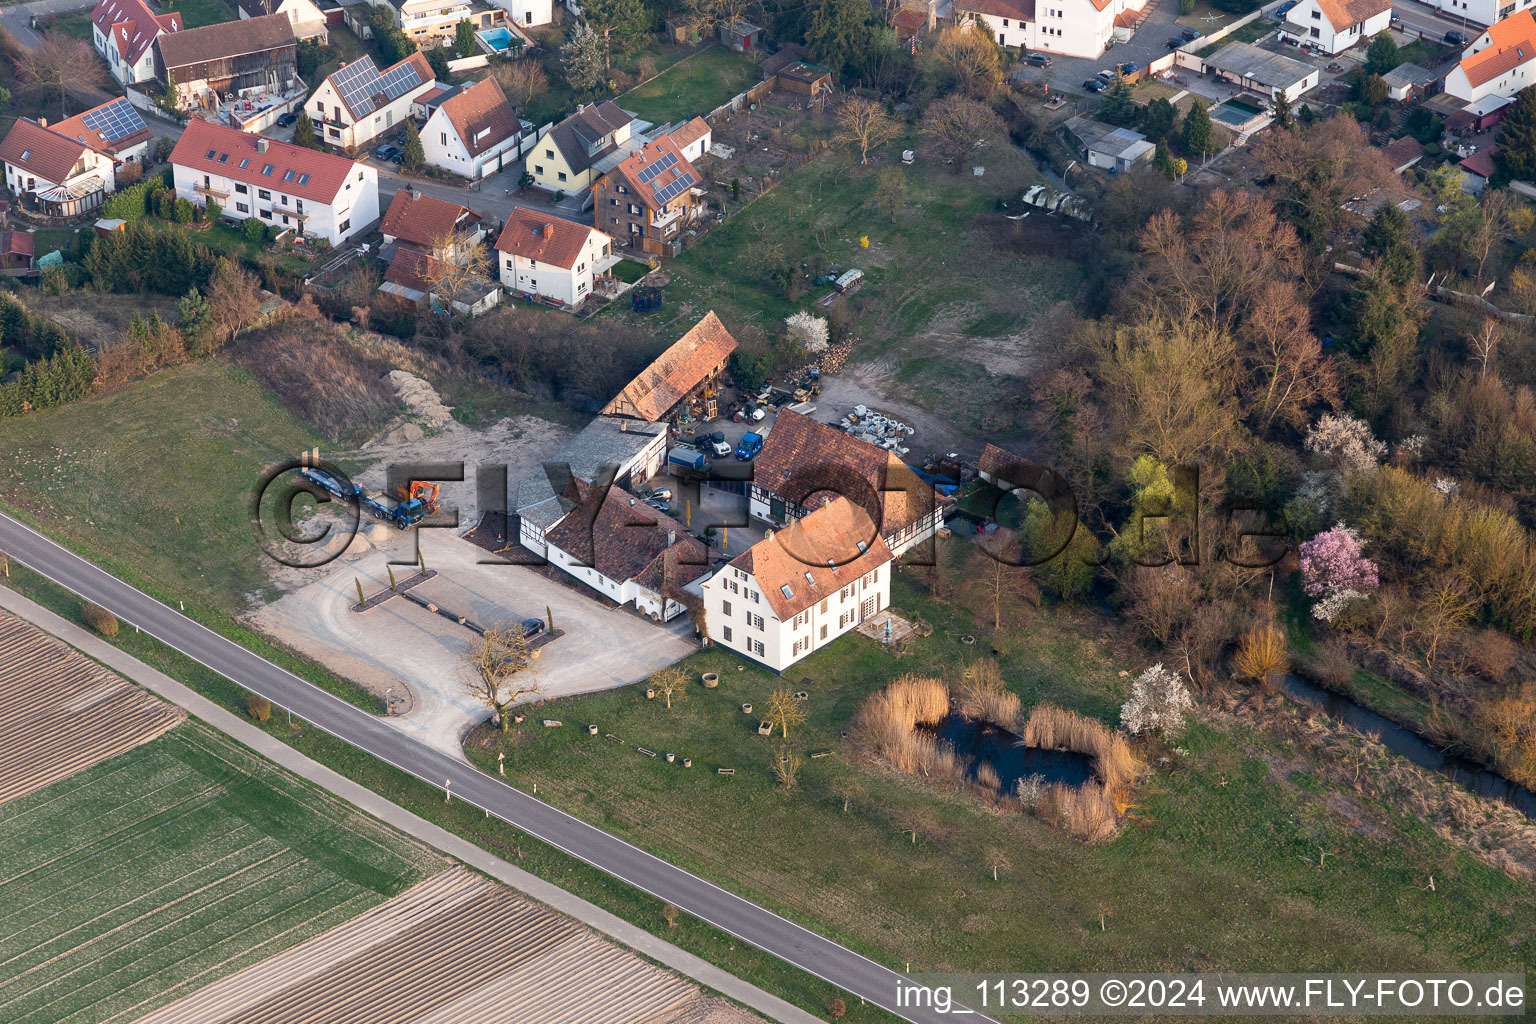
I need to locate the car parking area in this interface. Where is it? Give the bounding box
[1016,0,1187,95]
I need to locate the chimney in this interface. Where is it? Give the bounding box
[668,530,676,546]
[621,420,628,432]
[256,137,268,153]
[542,222,555,239]
[37,118,46,127]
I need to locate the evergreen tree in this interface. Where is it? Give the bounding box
[1182,101,1215,157]
[580,0,650,62]
[1153,138,1175,180]
[1098,77,1138,126]
[402,119,425,170]
[1273,89,1292,128]
[1141,96,1176,140]
[1498,86,1536,181]
[177,288,214,348]
[454,19,476,57]
[1360,73,1388,106]
[292,111,317,149]
[560,22,607,91]
[1364,30,1398,76]
[804,0,874,69]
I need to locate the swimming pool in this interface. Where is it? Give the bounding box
[477,27,518,53]
[1209,96,1266,127]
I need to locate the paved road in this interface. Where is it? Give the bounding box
[1,0,95,49]
[0,511,992,1024]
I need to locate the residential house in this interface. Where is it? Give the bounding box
[368,0,501,46]
[1444,10,1536,102]
[308,52,436,152]
[379,187,482,252]
[543,478,709,620]
[602,311,738,423]
[237,0,328,41]
[1281,0,1392,55]
[489,0,552,27]
[953,0,1036,50]
[379,247,501,313]
[0,98,154,217]
[700,497,893,671]
[527,101,634,194]
[1203,41,1320,102]
[749,409,941,560]
[421,77,521,179]
[1415,0,1522,28]
[169,119,379,244]
[91,0,180,87]
[591,133,702,258]
[153,13,301,116]
[1063,116,1155,171]
[955,0,1134,59]
[513,416,669,555]
[666,116,712,163]
[495,207,616,308]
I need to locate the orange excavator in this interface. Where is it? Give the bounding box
[393,480,442,514]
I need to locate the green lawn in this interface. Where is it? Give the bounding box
[0,360,324,618]
[613,258,651,284]
[0,723,440,1024]
[38,12,91,40]
[617,45,761,124]
[159,0,234,28]
[461,541,1536,993]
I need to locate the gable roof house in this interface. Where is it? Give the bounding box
[308,53,435,151]
[91,0,180,86]
[749,410,941,560]
[237,0,328,41]
[591,133,702,258]
[527,101,635,194]
[542,478,709,621]
[0,98,153,217]
[664,116,713,163]
[154,13,302,126]
[1445,11,1536,102]
[602,311,738,423]
[953,0,1036,50]
[1281,0,1393,56]
[371,0,502,46]
[380,187,482,252]
[955,0,1128,59]
[378,246,500,314]
[0,230,36,271]
[495,207,616,308]
[169,119,379,245]
[701,497,894,671]
[421,77,522,180]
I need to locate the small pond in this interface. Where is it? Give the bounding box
[924,714,1094,792]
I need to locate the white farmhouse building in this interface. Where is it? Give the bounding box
[1415,0,1518,27]
[237,0,328,41]
[495,208,617,308]
[90,0,181,87]
[1281,0,1393,55]
[308,53,436,152]
[954,0,1134,59]
[421,77,522,179]
[1444,11,1536,102]
[170,120,378,245]
[701,498,894,672]
[491,0,552,27]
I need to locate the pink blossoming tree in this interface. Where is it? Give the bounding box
[1297,523,1380,621]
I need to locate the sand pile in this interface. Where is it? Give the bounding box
[386,371,454,429]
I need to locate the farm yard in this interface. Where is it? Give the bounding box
[0,721,444,1024]
[0,610,184,805]
[130,866,757,1024]
[468,539,1536,988]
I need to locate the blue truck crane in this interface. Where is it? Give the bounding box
[300,467,427,529]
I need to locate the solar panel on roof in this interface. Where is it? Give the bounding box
[652,171,696,205]
[636,151,677,184]
[78,98,146,145]
[332,54,425,119]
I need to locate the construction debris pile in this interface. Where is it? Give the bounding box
[841,405,914,455]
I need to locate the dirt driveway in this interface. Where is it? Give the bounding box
[252,531,694,759]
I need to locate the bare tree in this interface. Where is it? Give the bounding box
[770,742,802,792]
[971,532,1039,630]
[895,806,937,845]
[766,687,806,738]
[921,96,1005,168]
[651,666,688,710]
[984,845,1011,881]
[424,229,492,311]
[1469,317,1501,381]
[206,258,263,346]
[684,0,751,38]
[874,167,906,221]
[463,620,543,729]
[831,775,864,813]
[15,33,107,118]
[494,58,548,112]
[925,24,1002,97]
[833,97,899,165]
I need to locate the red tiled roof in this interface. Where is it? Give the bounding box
[892,9,927,37]
[955,0,1036,21]
[1456,10,1536,88]
[171,119,363,205]
[607,134,698,212]
[92,0,180,66]
[1461,144,1499,178]
[52,98,152,158]
[494,207,606,270]
[601,311,738,421]
[0,231,35,257]
[1379,135,1424,171]
[380,188,477,247]
[0,119,88,185]
[1314,0,1391,31]
[668,116,711,150]
[755,410,938,538]
[545,479,709,592]
[437,77,518,157]
[383,247,445,294]
[728,497,893,620]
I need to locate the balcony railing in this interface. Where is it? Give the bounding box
[193,182,230,199]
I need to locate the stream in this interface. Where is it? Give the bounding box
[1279,674,1536,820]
